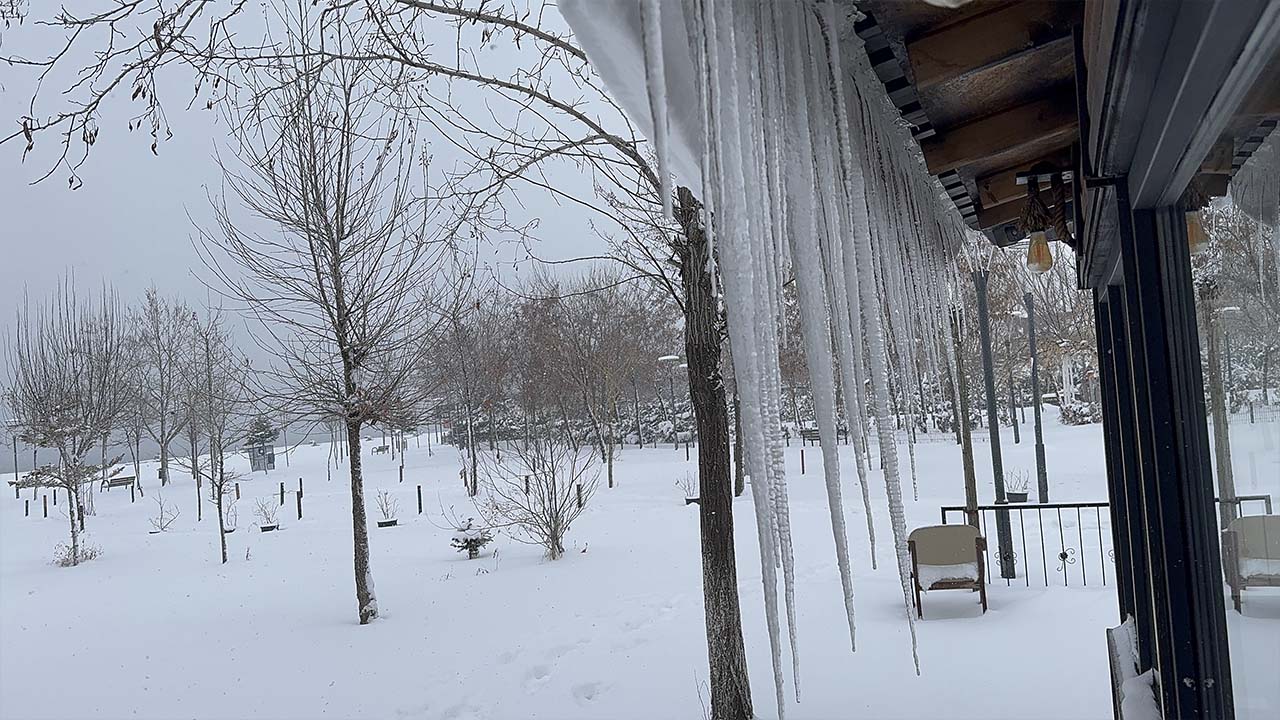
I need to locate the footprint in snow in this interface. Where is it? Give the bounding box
[523,663,553,692]
[572,682,606,705]
[438,702,483,720]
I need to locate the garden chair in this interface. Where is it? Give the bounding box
[908,524,988,618]
[1223,514,1280,612]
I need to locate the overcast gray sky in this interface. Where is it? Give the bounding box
[0,4,620,471]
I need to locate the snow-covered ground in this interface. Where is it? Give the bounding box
[2,413,1276,720]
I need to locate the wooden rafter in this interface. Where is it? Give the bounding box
[919,93,1078,176]
[975,149,1074,209]
[908,2,1072,91]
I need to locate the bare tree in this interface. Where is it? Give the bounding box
[545,268,670,488]
[5,280,128,564]
[191,310,249,564]
[476,430,597,560]
[196,19,456,624]
[5,2,753,712]
[136,288,192,486]
[433,275,512,496]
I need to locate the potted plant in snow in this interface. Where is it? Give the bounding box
[375,489,399,528]
[677,473,699,506]
[1005,470,1031,503]
[450,517,494,559]
[255,498,280,532]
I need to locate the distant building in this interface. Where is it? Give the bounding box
[247,444,275,473]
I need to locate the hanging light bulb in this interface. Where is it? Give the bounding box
[1019,174,1053,273]
[1026,230,1053,273]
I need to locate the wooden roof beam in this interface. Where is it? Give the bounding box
[908,2,1073,91]
[975,149,1074,208]
[920,92,1078,176]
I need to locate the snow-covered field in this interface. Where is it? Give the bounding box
[2,414,1276,720]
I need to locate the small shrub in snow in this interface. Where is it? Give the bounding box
[375,490,399,521]
[150,493,182,532]
[477,433,598,560]
[53,541,102,567]
[1006,469,1030,496]
[677,473,698,502]
[450,518,494,559]
[253,497,280,527]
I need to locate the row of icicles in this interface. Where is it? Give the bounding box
[639,1,973,717]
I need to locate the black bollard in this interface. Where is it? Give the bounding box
[25,499,29,517]
[279,482,285,506]
[296,490,303,520]
[235,482,240,500]
[130,483,135,503]
[417,485,423,515]
[53,489,57,506]
[43,495,48,518]
[800,448,806,475]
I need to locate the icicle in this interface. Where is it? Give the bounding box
[641,0,673,220]
[696,0,790,715]
[843,39,921,674]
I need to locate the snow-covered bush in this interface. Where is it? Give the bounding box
[477,433,598,560]
[1058,401,1102,426]
[450,518,494,559]
[53,541,102,567]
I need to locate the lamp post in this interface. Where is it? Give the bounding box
[659,354,682,449]
[973,270,1016,579]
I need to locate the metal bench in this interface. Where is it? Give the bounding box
[372,445,390,455]
[101,475,135,491]
[799,427,820,446]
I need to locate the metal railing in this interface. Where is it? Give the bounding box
[939,494,1274,588]
[941,502,1114,587]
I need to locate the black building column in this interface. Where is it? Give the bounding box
[1111,189,1233,719]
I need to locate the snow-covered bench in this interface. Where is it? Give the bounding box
[371,445,390,455]
[1224,514,1280,612]
[908,524,988,618]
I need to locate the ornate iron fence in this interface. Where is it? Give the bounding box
[939,494,1273,588]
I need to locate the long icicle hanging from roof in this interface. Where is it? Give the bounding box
[650,0,967,714]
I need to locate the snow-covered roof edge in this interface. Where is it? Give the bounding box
[559,0,704,190]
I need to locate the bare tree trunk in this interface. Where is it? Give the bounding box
[677,187,752,720]
[159,417,170,486]
[215,450,228,565]
[1201,287,1236,530]
[732,390,745,498]
[346,420,378,625]
[951,310,980,528]
[633,378,643,448]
